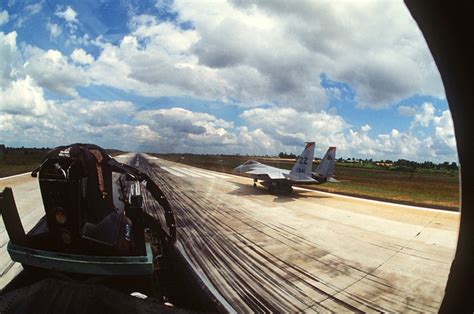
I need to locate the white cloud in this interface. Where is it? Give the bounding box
[0,76,50,116]
[63,99,135,126]
[240,107,348,151]
[13,3,42,27]
[55,6,78,24]
[72,1,443,111]
[0,31,18,87]
[135,107,233,134]
[0,98,157,151]
[398,105,417,116]
[172,0,443,109]
[0,2,456,162]
[361,124,371,132]
[83,8,327,109]
[400,102,456,156]
[23,47,88,96]
[130,107,238,152]
[25,3,42,15]
[47,22,62,39]
[54,5,78,34]
[433,110,456,151]
[237,106,456,161]
[71,48,94,65]
[0,10,9,25]
[412,102,435,128]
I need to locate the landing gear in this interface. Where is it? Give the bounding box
[278,183,292,194]
[260,181,292,193]
[253,179,257,188]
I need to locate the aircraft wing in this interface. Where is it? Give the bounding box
[288,173,318,183]
[244,165,289,180]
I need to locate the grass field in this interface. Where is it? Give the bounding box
[154,154,460,211]
[0,148,124,178]
[0,148,49,178]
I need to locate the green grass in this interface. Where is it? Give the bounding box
[153,154,460,211]
[0,148,125,178]
[0,149,49,178]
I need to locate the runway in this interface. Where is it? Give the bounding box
[0,153,460,312]
[137,154,459,312]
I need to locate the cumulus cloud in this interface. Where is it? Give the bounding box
[25,3,42,15]
[134,107,234,145]
[433,110,456,151]
[412,102,435,128]
[236,105,456,161]
[0,10,9,25]
[240,107,348,153]
[71,48,94,65]
[23,47,88,96]
[55,5,79,34]
[13,3,42,27]
[361,124,371,132]
[82,7,327,109]
[55,6,78,24]
[366,107,455,161]
[0,95,457,161]
[47,22,62,39]
[0,31,18,87]
[63,99,135,126]
[0,31,88,98]
[66,0,443,112]
[0,98,155,150]
[398,105,417,116]
[230,0,444,109]
[0,76,50,116]
[1,1,456,162]
[398,102,456,156]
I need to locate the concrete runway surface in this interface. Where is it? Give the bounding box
[0,153,460,312]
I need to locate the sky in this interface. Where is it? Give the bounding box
[0,0,458,162]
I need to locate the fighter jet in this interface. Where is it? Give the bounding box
[234,143,337,192]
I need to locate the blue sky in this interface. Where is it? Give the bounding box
[0,1,457,162]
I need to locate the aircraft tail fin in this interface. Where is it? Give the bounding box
[290,142,315,178]
[315,147,336,178]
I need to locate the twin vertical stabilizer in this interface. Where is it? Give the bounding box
[290,142,315,178]
[316,147,336,178]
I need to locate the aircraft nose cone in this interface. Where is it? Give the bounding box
[233,165,243,173]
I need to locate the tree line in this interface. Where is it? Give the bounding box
[278,151,458,171]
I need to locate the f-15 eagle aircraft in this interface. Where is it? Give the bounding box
[234,143,337,192]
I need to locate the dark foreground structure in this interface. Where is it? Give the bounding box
[405,1,474,312]
[0,144,218,312]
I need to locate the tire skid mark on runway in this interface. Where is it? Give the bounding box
[187,167,231,179]
[160,166,186,177]
[242,219,436,312]
[184,168,215,178]
[140,159,382,310]
[134,155,438,312]
[169,167,201,178]
[170,189,414,311]
[140,161,317,311]
[137,158,356,310]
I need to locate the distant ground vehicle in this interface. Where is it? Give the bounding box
[234,142,337,192]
